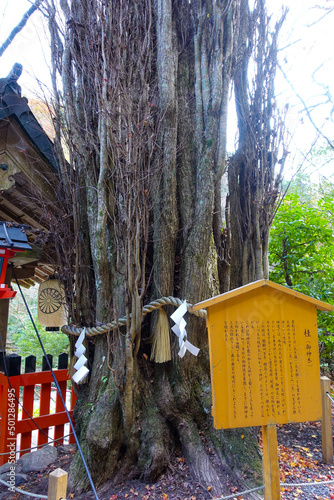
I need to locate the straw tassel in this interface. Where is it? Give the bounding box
[150,308,171,363]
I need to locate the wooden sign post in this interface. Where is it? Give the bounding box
[320,376,333,464]
[191,280,333,500]
[262,424,280,500]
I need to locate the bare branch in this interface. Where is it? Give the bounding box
[0,0,45,58]
[278,61,334,150]
[306,6,334,28]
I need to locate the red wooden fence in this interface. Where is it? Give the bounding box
[0,353,76,466]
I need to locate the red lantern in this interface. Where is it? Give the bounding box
[0,222,31,299]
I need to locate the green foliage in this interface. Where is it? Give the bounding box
[7,284,69,368]
[269,174,334,371]
[319,332,334,374]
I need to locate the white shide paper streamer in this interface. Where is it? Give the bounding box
[72,327,89,383]
[170,301,200,358]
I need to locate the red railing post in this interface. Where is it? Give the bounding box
[0,374,19,466]
[69,386,77,444]
[54,353,70,445]
[0,372,10,466]
[8,375,20,461]
[54,381,67,445]
[0,354,21,466]
[20,384,35,455]
[20,355,36,457]
[38,355,53,447]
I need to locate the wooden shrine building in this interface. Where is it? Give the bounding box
[0,63,64,348]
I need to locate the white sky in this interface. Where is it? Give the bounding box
[267,0,334,179]
[0,0,52,95]
[0,0,333,179]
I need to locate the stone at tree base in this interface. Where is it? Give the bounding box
[0,472,28,486]
[17,445,58,473]
[0,462,22,475]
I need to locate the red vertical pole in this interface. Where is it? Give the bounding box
[0,375,19,466]
[20,381,35,456]
[0,373,9,466]
[38,378,51,447]
[10,377,20,461]
[20,355,36,455]
[68,385,77,445]
[54,380,67,445]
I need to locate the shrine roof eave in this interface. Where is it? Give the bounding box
[0,105,60,176]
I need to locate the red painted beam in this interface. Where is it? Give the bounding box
[16,410,74,434]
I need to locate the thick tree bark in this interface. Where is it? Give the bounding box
[44,0,283,496]
[153,0,178,300]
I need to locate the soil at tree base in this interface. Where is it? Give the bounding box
[1,420,334,500]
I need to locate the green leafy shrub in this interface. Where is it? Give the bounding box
[269,174,334,373]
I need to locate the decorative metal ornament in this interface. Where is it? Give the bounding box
[38,278,67,330]
[39,287,63,314]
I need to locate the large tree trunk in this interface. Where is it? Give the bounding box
[45,0,283,496]
[226,0,287,289]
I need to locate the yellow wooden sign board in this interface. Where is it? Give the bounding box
[191,280,333,430]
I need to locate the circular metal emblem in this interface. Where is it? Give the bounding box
[38,287,63,315]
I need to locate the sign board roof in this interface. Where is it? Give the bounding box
[191,279,333,313]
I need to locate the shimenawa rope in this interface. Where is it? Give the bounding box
[61,296,207,336]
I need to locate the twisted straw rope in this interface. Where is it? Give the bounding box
[61,296,207,336]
